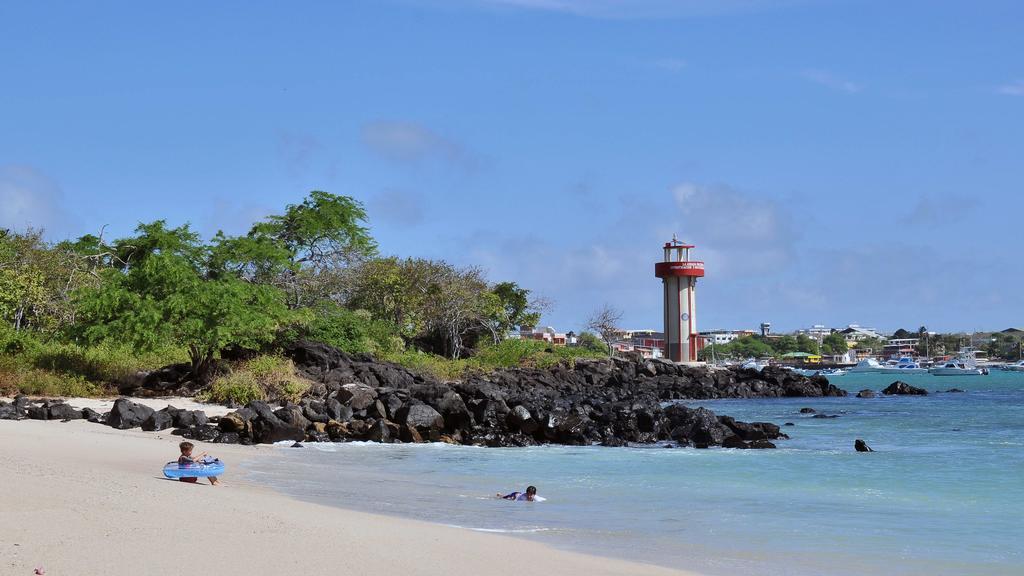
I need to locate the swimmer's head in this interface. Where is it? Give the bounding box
[526,486,537,500]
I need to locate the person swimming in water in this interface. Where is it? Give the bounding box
[497,485,543,501]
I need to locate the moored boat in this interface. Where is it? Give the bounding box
[850,357,927,374]
[929,360,988,376]
[999,360,1024,372]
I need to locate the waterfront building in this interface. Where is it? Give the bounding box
[699,330,755,345]
[515,326,576,346]
[884,338,920,358]
[838,324,887,343]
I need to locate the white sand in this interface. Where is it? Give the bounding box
[0,419,700,576]
[0,396,234,417]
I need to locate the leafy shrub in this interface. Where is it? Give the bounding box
[387,338,606,380]
[201,355,310,404]
[201,371,265,405]
[0,359,105,397]
[283,302,403,356]
[384,350,470,381]
[31,341,187,383]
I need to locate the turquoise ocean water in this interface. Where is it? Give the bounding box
[246,372,1024,575]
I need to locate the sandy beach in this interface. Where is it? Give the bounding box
[0,417,699,576]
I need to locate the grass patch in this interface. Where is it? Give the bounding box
[0,331,183,397]
[385,339,607,381]
[31,341,187,383]
[0,357,106,397]
[383,350,471,381]
[200,355,311,405]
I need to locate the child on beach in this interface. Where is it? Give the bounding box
[178,441,220,486]
[497,485,544,501]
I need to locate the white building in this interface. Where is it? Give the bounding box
[839,324,886,342]
[700,330,748,345]
[514,326,577,346]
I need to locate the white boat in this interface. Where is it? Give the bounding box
[999,360,1024,372]
[849,357,927,374]
[740,359,768,372]
[820,368,847,377]
[928,360,988,376]
[788,367,847,377]
[849,358,885,373]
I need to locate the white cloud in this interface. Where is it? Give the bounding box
[801,69,862,93]
[448,181,796,330]
[362,121,472,168]
[670,182,795,276]
[996,80,1024,96]
[0,165,67,233]
[369,188,426,226]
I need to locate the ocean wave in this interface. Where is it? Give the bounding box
[444,524,558,534]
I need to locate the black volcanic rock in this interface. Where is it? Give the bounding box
[882,381,928,396]
[106,398,155,429]
[10,341,844,449]
[855,439,874,452]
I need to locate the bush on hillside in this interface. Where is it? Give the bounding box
[201,355,310,405]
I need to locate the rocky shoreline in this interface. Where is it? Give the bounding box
[2,341,848,449]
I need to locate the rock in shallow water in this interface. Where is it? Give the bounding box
[882,381,928,396]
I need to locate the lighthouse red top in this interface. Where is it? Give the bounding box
[655,237,705,278]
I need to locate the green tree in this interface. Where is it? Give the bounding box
[795,334,820,354]
[730,335,774,358]
[490,281,542,334]
[821,332,849,355]
[249,191,377,268]
[244,191,377,308]
[768,335,798,355]
[75,253,287,379]
[575,331,607,354]
[111,220,206,271]
[0,229,87,333]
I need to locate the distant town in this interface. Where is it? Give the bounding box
[512,324,1024,366]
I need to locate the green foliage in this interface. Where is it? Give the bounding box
[287,302,402,356]
[851,337,884,351]
[576,331,607,353]
[384,350,471,381]
[31,341,187,383]
[795,334,820,354]
[202,355,310,404]
[700,335,774,361]
[474,338,605,369]
[0,327,183,397]
[386,338,606,381]
[249,190,377,267]
[491,282,542,333]
[821,332,849,355]
[75,253,288,375]
[0,366,102,398]
[0,228,87,334]
[345,257,534,358]
[769,335,798,355]
[201,371,265,405]
[110,220,206,271]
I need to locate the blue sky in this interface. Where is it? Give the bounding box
[2,0,1022,333]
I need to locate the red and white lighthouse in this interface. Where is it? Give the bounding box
[654,236,705,363]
